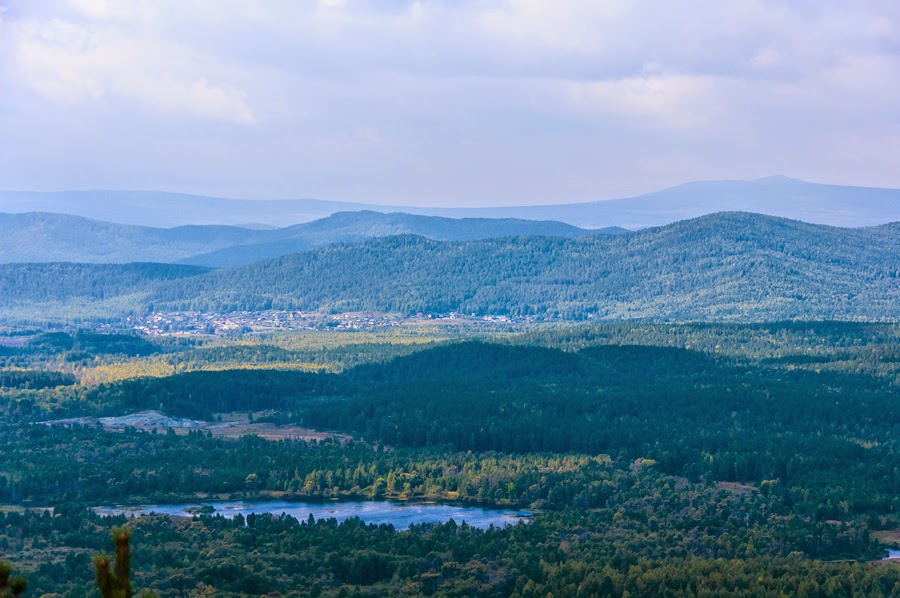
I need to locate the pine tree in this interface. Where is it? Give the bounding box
[93,527,157,598]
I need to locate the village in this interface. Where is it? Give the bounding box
[126,310,535,335]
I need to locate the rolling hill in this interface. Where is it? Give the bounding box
[0,213,262,265]
[0,211,618,267]
[145,212,899,321]
[182,211,623,268]
[0,262,210,304]
[3,176,899,228]
[4,212,897,322]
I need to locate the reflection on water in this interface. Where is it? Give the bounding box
[94,500,531,530]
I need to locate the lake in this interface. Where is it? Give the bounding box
[884,549,900,561]
[94,500,531,530]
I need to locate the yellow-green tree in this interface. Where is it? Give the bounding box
[0,562,26,598]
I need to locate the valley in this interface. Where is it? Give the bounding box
[0,317,898,594]
[5,2,900,594]
[0,208,898,596]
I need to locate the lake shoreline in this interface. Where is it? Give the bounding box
[93,499,533,530]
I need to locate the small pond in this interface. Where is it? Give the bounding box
[94,500,531,530]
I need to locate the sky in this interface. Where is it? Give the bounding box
[0,0,899,206]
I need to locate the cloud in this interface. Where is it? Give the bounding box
[0,0,899,203]
[6,4,256,124]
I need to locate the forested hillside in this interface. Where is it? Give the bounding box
[0,212,263,264]
[0,211,612,267]
[184,211,622,267]
[0,263,209,305]
[150,212,900,321]
[3,213,898,322]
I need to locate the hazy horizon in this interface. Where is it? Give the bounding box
[0,173,804,206]
[3,174,900,210]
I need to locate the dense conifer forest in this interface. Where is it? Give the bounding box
[0,321,898,595]
[3,213,899,322]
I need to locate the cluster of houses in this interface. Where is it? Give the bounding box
[127,310,406,335]
[124,310,538,336]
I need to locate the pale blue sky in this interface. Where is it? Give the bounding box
[1,0,899,205]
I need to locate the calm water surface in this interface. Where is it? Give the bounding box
[94,500,530,530]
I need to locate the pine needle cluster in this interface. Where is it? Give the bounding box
[93,527,157,598]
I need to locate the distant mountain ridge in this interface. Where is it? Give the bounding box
[3,212,897,323]
[2,176,899,228]
[0,210,622,267]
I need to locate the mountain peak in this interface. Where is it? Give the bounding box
[751,175,803,184]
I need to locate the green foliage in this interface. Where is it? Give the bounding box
[0,210,604,268]
[3,213,899,322]
[0,263,209,306]
[0,263,209,324]
[148,213,900,319]
[0,561,26,597]
[0,369,75,390]
[41,336,894,520]
[2,503,897,596]
[0,321,898,595]
[93,527,156,598]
